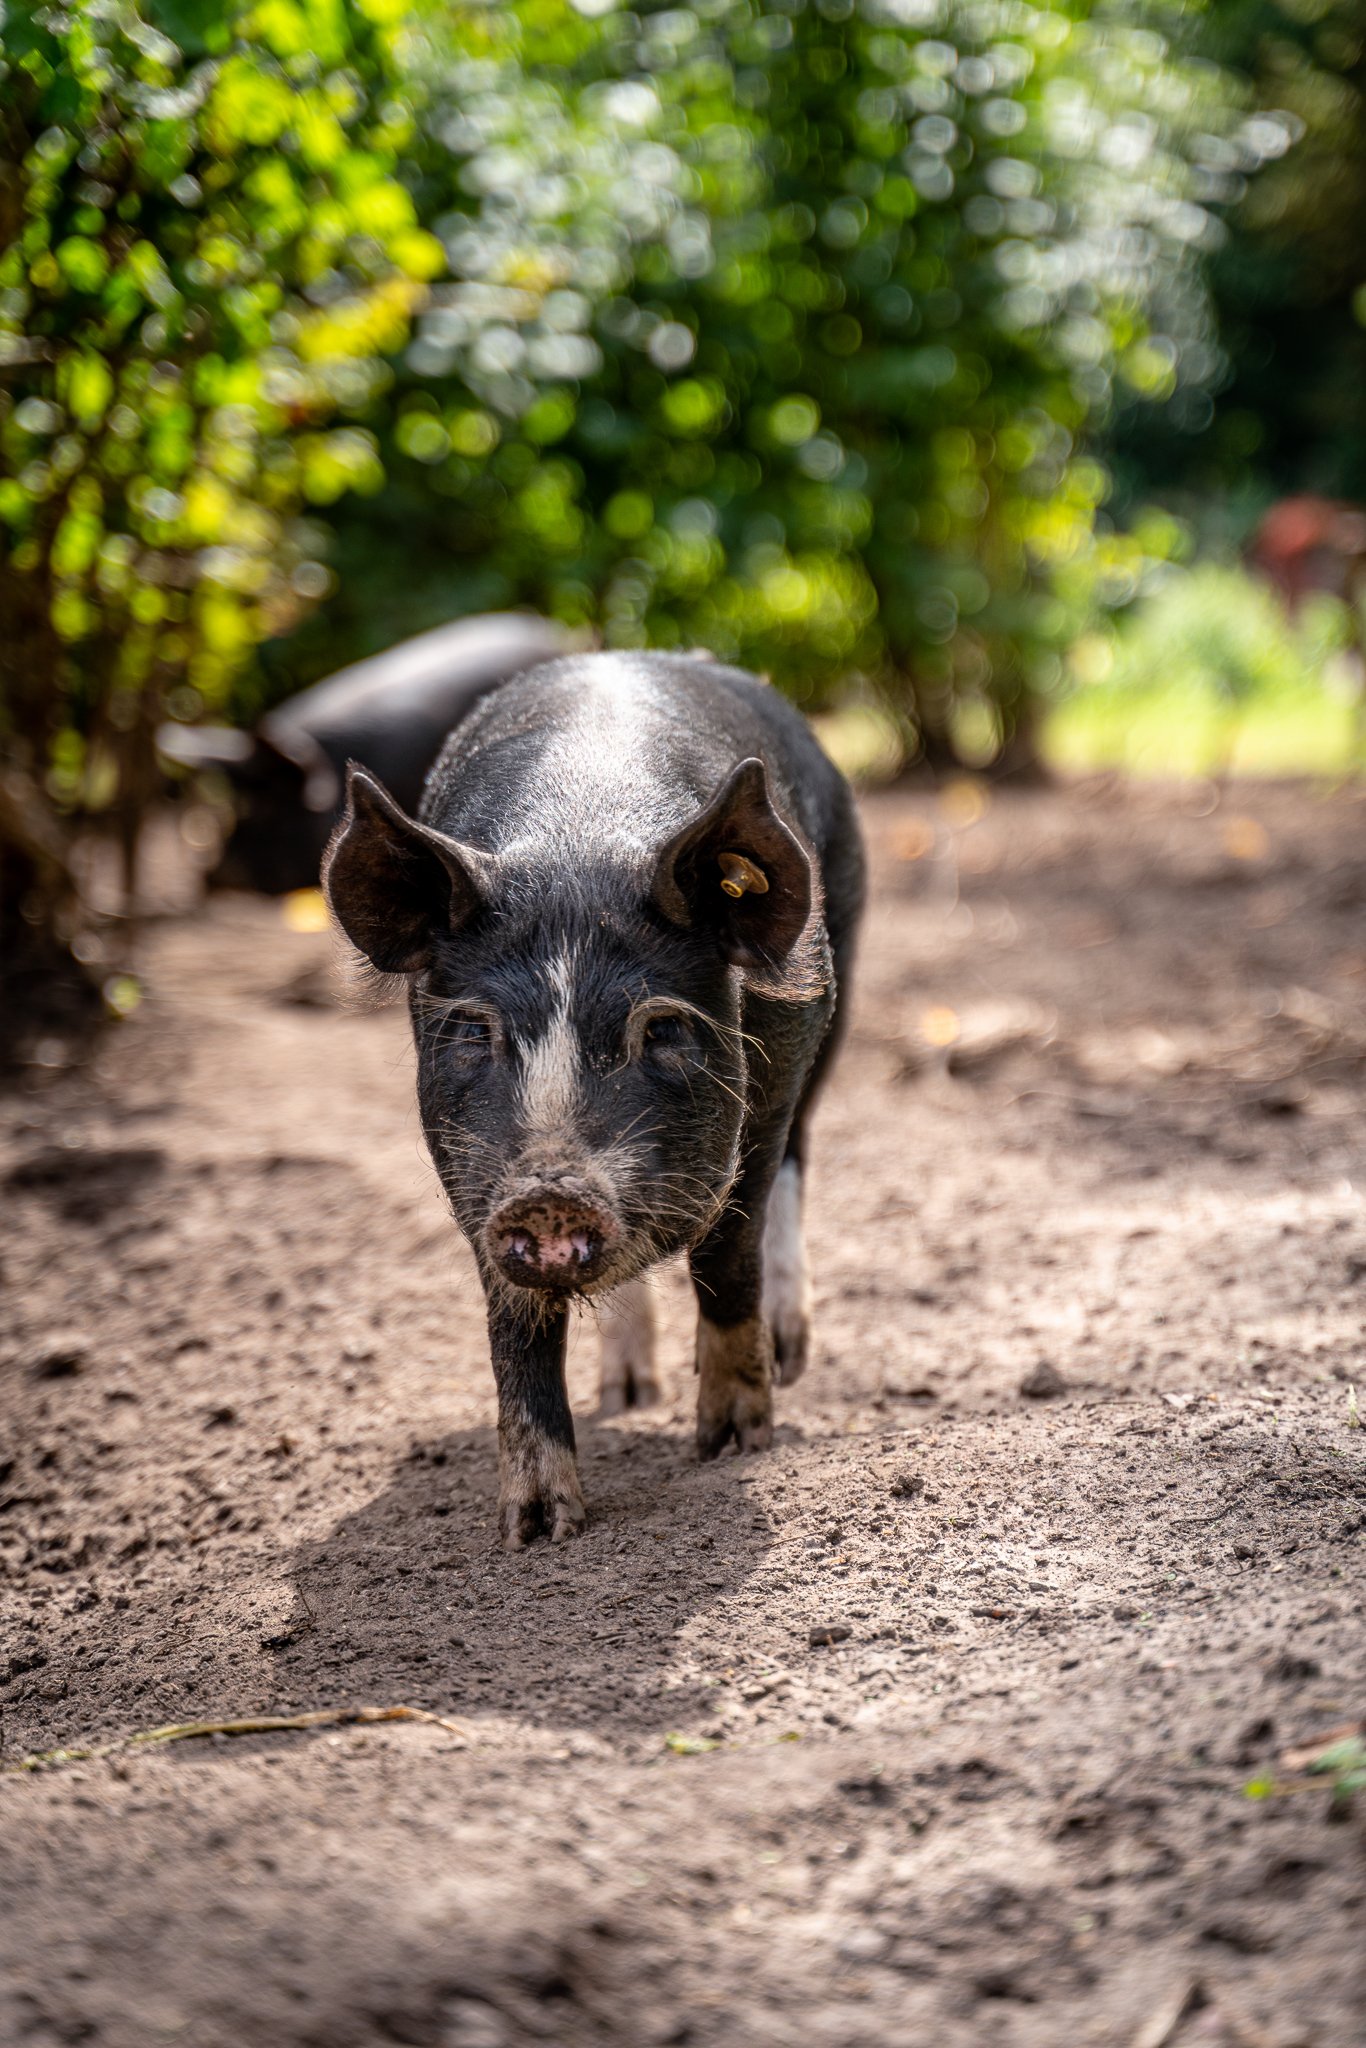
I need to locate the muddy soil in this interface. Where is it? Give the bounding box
[2,777,1365,2048]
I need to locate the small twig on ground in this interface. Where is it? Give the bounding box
[1130,1978,1205,2048]
[8,1704,472,1774]
[1174,1493,1243,1531]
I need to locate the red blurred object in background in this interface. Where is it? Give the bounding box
[1247,494,1366,611]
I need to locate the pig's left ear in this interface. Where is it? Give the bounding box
[324,765,490,977]
[651,758,814,978]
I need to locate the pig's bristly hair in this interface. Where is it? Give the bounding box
[739,883,832,1006]
[327,925,411,1011]
[427,1050,740,1306]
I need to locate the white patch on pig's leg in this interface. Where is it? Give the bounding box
[695,1315,774,1460]
[597,1276,659,1416]
[762,1156,810,1386]
[497,1431,585,1550]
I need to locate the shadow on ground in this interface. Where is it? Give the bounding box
[279,1420,779,1738]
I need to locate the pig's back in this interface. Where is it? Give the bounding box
[419,652,857,892]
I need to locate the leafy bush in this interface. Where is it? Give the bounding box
[0,0,439,1042]
[275,0,1265,755]
[1111,0,1366,516]
[1,0,442,743]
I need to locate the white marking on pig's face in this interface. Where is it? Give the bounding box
[516,949,583,1139]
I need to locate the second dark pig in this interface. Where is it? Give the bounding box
[159,612,570,893]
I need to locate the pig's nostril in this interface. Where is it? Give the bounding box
[489,1193,616,1290]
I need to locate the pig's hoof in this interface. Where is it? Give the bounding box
[500,1488,586,1549]
[498,1441,586,1549]
[770,1311,810,1388]
[697,1403,773,1461]
[549,1494,587,1543]
[695,1315,774,1460]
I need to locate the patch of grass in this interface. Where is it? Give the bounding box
[1044,679,1361,780]
[1043,564,1365,781]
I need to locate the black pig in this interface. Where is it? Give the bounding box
[159,613,570,893]
[324,653,864,1546]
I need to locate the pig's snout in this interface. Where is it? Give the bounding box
[487,1181,619,1293]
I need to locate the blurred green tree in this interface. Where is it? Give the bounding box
[0,0,440,1046]
[1109,0,1366,525]
[271,0,1260,763]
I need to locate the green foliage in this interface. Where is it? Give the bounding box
[1098,563,1356,706]
[1,0,1280,777]
[0,0,439,821]
[1309,1735,1366,1807]
[1111,0,1366,519]
[1246,1732,1366,1811]
[275,0,1261,749]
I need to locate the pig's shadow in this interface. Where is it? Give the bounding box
[281,1418,781,1738]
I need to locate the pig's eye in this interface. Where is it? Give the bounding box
[445,1012,494,1059]
[642,1012,688,1053]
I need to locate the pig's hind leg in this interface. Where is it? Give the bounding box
[762,1155,811,1385]
[488,1295,586,1548]
[597,1276,660,1416]
[761,878,860,1388]
[690,980,845,1458]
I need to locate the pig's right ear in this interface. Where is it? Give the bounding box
[323,765,489,976]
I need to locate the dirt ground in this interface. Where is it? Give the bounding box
[3,775,1365,2048]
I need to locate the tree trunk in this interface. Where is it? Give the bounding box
[990,692,1052,784]
[0,563,103,1070]
[0,768,102,1071]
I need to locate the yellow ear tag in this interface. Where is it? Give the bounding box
[718,852,769,900]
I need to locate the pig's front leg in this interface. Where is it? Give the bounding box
[689,1148,785,1460]
[487,1295,585,1548]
